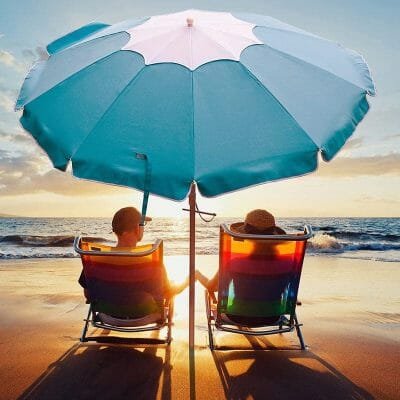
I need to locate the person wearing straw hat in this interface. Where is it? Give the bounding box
[79,206,189,298]
[195,209,286,292]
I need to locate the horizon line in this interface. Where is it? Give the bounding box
[1,215,399,219]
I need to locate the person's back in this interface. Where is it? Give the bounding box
[196,209,286,292]
[79,207,188,300]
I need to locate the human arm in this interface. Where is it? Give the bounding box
[195,270,218,292]
[162,265,189,298]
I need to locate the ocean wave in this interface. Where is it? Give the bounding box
[316,225,338,231]
[308,233,344,252]
[307,233,400,253]
[1,217,400,262]
[0,235,109,247]
[1,232,399,256]
[329,231,400,242]
[0,252,78,259]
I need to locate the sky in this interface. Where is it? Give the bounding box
[0,0,399,218]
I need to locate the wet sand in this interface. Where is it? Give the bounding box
[0,255,399,399]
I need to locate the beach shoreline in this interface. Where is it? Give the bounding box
[0,255,399,399]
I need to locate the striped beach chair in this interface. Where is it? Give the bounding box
[205,224,312,350]
[74,237,173,344]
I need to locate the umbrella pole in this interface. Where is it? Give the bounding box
[188,182,196,399]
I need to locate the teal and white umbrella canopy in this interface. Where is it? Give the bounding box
[16,9,375,201]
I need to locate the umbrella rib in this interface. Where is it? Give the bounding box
[63,18,150,52]
[239,62,320,151]
[18,34,130,108]
[194,28,237,59]
[69,64,148,163]
[198,148,320,198]
[56,31,128,57]
[199,23,261,43]
[253,24,320,41]
[134,28,185,65]
[125,26,182,48]
[253,36,374,95]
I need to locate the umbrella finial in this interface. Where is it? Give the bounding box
[186,17,194,27]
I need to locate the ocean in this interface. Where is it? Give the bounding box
[0,217,399,262]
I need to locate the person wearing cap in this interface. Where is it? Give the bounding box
[111,206,152,248]
[79,207,189,298]
[195,209,286,292]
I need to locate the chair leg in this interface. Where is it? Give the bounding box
[205,290,215,350]
[294,312,306,350]
[80,304,92,342]
[207,309,215,351]
[166,299,174,345]
[208,326,215,350]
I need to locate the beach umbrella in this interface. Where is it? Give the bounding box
[16,9,375,356]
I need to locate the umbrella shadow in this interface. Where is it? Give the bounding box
[212,335,374,400]
[18,330,172,400]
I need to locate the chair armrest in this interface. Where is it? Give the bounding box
[74,236,163,256]
[220,224,314,241]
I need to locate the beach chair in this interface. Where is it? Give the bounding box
[74,237,173,344]
[205,224,312,350]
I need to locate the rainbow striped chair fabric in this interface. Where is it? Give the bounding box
[205,224,312,350]
[75,237,173,344]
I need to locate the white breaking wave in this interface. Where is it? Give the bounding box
[308,233,344,252]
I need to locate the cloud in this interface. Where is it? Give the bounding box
[385,132,400,140]
[0,149,126,196]
[0,91,15,112]
[1,147,399,197]
[355,195,400,205]
[0,50,15,66]
[22,46,49,62]
[342,137,363,150]
[317,153,400,177]
[0,127,36,144]
[36,46,49,61]
[0,50,25,72]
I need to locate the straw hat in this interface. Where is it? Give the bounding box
[112,207,152,234]
[231,209,277,234]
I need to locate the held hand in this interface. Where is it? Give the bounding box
[195,269,211,289]
[195,269,202,281]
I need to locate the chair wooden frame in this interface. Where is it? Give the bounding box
[74,237,174,345]
[206,224,313,350]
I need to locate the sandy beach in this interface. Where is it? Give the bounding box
[0,255,399,400]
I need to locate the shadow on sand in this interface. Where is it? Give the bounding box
[211,334,374,400]
[19,331,171,400]
[19,329,374,400]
